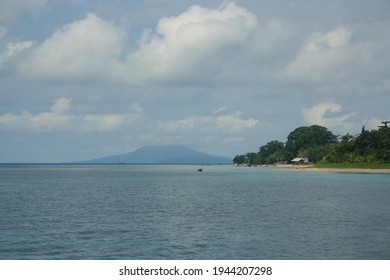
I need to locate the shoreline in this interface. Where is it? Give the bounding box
[271,165,390,174]
[292,167,390,174]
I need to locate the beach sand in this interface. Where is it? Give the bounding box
[274,165,390,174]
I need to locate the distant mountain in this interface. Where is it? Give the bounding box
[80,145,232,164]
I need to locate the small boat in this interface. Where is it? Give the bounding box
[197,168,203,172]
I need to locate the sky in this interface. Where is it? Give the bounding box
[0,0,389,162]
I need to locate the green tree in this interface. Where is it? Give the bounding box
[298,145,332,163]
[376,125,390,162]
[258,140,285,164]
[322,124,390,164]
[246,152,258,165]
[285,125,337,160]
[323,133,355,163]
[234,122,390,167]
[233,154,247,165]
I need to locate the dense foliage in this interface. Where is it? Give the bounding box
[323,125,390,164]
[233,123,390,166]
[285,125,337,161]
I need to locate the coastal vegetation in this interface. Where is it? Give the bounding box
[234,122,390,168]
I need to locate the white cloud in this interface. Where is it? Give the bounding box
[19,2,257,85]
[302,101,356,131]
[78,103,143,132]
[0,41,34,67]
[11,2,390,93]
[282,27,373,85]
[158,107,259,134]
[153,107,259,156]
[302,101,388,134]
[0,98,143,132]
[20,13,126,81]
[50,96,71,113]
[118,1,257,85]
[0,98,75,131]
[0,0,47,22]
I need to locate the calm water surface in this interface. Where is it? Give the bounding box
[0,164,389,259]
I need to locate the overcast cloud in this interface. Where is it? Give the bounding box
[0,0,389,162]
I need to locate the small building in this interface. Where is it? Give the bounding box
[291,157,309,165]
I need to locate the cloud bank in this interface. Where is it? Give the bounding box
[9,1,388,94]
[0,97,143,132]
[19,2,257,85]
[158,107,259,134]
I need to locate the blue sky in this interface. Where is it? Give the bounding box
[0,0,389,162]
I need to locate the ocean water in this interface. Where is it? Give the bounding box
[0,164,389,260]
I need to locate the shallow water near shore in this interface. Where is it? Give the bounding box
[1,164,389,259]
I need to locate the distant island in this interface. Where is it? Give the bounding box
[234,122,390,169]
[79,145,232,164]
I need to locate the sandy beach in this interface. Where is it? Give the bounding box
[273,165,390,174]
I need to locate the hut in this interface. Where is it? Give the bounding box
[291,157,309,165]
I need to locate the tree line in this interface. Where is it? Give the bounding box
[233,123,390,165]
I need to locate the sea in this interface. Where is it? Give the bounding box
[0,164,389,260]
